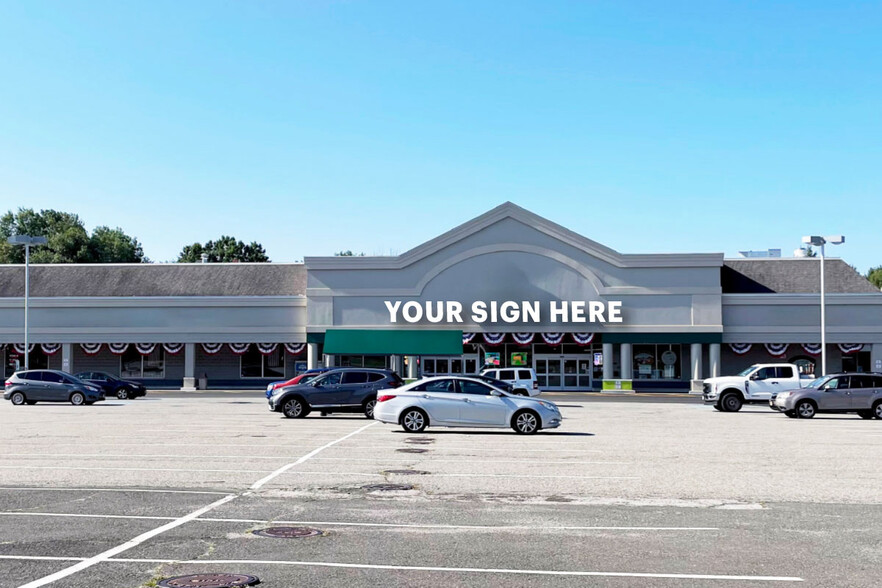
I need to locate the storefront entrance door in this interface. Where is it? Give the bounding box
[535,355,593,391]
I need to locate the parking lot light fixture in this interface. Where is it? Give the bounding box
[6,234,48,370]
[801,235,845,376]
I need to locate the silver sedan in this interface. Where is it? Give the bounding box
[373,376,562,434]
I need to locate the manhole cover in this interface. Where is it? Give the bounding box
[158,574,260,588]
[405,437,435,444]
[363,483,414,492]
[383,469,429,475]
[396,448,428,454]
[252,526,322,538]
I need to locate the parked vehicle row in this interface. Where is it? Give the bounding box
[4,370,106,405]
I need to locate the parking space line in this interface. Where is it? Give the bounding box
[0,453,308,461]
[0,487,230,495]
[280,471,638,480]
[310,457,630,465]
[0,466,274,473]
[0,512,177,521]
[106,558,805,582]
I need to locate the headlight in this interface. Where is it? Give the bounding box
[538,400,557,411]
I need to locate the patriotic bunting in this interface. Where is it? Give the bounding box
[256,343,278,355]
[201,343,223,355]
[729,343,752,355]
[40,343,61,355]
[107,343,129,355]
[228,343,251,355]
[512,332,534,345]
[572,333,595,345]
[13,344,34,354]
[542,332,564,345]
[284,343,306,355]
[462,333,476,345]
[80,343,102,355]
[764,343,789,357]
[163,343,184,355]
[135,343,156,356]
[838,343,864,355]
[482,332,505,346]
[801,343,822,356]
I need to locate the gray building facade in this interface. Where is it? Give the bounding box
[2,203,880,391]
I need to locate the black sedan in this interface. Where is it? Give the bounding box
[75,371,148,399]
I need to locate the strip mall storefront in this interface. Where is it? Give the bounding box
[2,203,881,391]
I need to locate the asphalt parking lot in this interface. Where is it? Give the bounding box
[1,392,881,587]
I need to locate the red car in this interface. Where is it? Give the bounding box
[265,368,330,398]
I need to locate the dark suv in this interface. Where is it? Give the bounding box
[268,368,403,419]
[75,371,147,400]
[4,370,105,406]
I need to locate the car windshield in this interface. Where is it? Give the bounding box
[736,366,758,377]
[807,377,830,389]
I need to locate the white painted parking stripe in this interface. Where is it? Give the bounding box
[0,487,230,495]
[311,457,630,465]
[0,466,274,473]
[0,555,86,562]
[15,422,378,588]
[0,512,720,531]
[106,558,805,582]
[281,471,638,480]
[1,453,307,461]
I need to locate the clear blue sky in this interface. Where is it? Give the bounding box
[1,1,879,270]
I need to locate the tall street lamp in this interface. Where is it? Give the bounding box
[7,235,48,370]
[801,235,845,376]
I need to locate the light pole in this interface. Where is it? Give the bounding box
[7,235,48,370]
[801,235,845,376]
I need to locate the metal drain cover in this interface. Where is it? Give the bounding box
[157,574,260,588]
[396,448,428,454]
[363,483,414,491]
[383,469,429,475]
[252,526,322,538]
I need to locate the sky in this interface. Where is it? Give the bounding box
[0,1,879,270]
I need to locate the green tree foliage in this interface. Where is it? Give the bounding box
[0,208,147,263]
[867,266,882,290]
[177,236,270,263]
[335,250,365,256]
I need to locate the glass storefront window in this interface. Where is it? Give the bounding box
[633,344,681,380]
[121,348,165,379]
[240,346,284,378]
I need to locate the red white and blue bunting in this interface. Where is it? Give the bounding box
[572,333,595,346]
[482,332,505,346]
[13,344,34,354]
[107,343,129,355]
[729,343,752,355]
[541,332,564,345]
[80,343,102,355]
[40,343,61,355]
[462,333,476,345]
[163,343,184,355]
[512,332,534,345]
[228,343,251,355]
[256,343,278,355]
[284,343,306,355]
[764,343,789,357]
[201,343,224,355]
[135,343,156,356]
[801,343,822,356]
[838,343,864,355]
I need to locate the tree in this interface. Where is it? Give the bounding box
[0,208,147,263]
[800,246,818,258]
[867,266,882,290]
[177,236,270,263]
[335,250,365,256]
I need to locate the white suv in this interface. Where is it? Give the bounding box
[480,367,540,396]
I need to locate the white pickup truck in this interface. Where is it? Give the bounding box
[702,363,813,412]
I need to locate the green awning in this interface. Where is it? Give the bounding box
[323,329,463,355]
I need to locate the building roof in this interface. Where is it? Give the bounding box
[722,259,880,294]
[0,263,306,297]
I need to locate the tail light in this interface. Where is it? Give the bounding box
[377,395,396,403]
[388,380,402,388]
[4,381,11,387]
[533,381,538,389]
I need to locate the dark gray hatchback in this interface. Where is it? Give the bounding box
[268,368,404,419]
[4,370,105,405]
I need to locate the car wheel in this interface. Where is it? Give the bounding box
[796,400,816,419]
[512,409,540,435]
[712,403,722,411]
[513,388,528,397]
[117,388,130,400]
[784,410,798,418]
[70,392,86,406]
[721,392,743,412]
[363,397,377,419]
[400,408,428,433]
[282,397,309,419]
[874,401,882,419]
[857,410,874,420]
[10,392,26,406]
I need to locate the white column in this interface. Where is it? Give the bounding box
[61,343,72,373]
[307,343,319,369]
[620,343,633,380]
[602,343,614,380]
[690,343,703,393]
[406,355,418,379]
[324,354,335,368]
[181,343,196,391]
[709,343,721,378]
